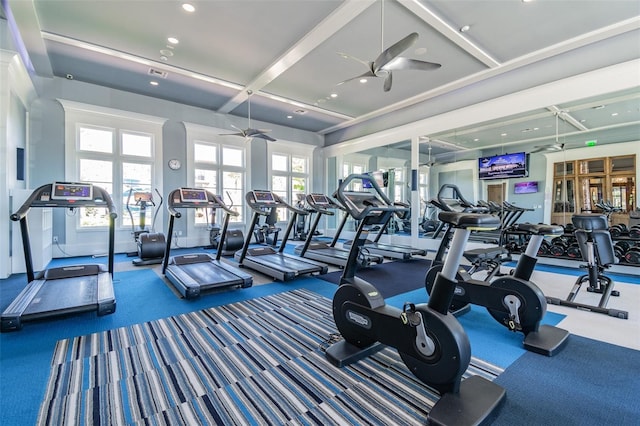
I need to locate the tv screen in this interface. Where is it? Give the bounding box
[514,181,538,194]
[478,152,528,180]
[362,171,388,188]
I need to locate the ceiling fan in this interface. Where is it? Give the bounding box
[420,143,437,167]
[219,90,276,141]
[337,0,441,92]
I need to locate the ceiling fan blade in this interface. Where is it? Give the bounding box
[337,70,376,86]
[219,132,244,137]
[531,143,565,153]
[373,32,418,73]
[337,52,373,69]
[383,71,393,92]
[253,133,277,142]
[385,57,441,72]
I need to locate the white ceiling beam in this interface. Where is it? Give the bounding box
[398,0,500,68]
[217,0,375,114]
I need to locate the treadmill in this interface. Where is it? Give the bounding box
[341,200,427,260]
[2,182,117,332]
[162,188,253,299]
[294,193,383,267]
[234,190,328,281]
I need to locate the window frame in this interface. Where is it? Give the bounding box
[60,100,165,253]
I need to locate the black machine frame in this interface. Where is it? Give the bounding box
[162,188,253,298]
[2,182,117,332]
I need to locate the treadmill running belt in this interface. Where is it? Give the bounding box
[22,276,98,315]
[173,262,242,286]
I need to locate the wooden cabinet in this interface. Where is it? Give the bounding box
[551,155,636,227]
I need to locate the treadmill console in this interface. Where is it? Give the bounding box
[51,182,93,200]
[252,190,276,204]
[180,188,208,203]
[310,194,331,206]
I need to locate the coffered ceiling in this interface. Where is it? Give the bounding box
[3,0,639,157]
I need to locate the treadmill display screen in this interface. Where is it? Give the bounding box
[51,182,93,200]
[253,191,276,203]
[310,194,330,205]
[180,188,208,202]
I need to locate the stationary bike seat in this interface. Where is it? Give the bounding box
[515,223,564,236]
[438,211,501,229]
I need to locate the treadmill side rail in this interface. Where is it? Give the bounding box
[1,279,47,331]
[96,271,117,316]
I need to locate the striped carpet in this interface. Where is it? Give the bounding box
[38,289,502,425]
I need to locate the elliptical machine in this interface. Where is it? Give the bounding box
[206,192,244,256]
[326,174,505,426]
[126,188,166,266]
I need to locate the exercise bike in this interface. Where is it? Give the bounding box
[126,188,166,266]
[326,174,505,426]
[425,219,570,356]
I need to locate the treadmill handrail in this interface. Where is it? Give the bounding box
[10,183,117,282]
[167,188,237,218]
[11,183,117,221]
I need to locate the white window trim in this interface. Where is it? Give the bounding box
[59,100,166,255]
[184,122,250,246]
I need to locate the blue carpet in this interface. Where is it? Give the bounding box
[317,258,433,298]
[0,270,334,426]
[492,334,640,425]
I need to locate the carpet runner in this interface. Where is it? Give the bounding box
[38,289,502,425]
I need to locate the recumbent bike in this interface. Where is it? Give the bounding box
[326,174,505,426]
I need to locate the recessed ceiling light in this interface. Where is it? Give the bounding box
[611,112,619,116]
[167,37,179,45]
[359,78,368,83]
[501,133,507,137]
[330,93,338,98]
[460,25,470,32]
[160,55,168,61]
[160,49,174,57]
[182,3,195,12]
[286,115,293,119]
[150,81,159,86]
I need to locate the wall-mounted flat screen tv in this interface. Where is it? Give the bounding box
[478,152,528,180]
[514,181,538,194]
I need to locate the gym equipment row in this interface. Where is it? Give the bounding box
[505,223,640,265]
[326,174,507,426]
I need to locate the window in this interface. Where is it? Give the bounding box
[76,126,156,229]
[61,101,165,252]
[186,123,248,227]
[271,152,309,221]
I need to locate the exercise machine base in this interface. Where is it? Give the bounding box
[522,324,570,357]
[325,339,384,368]
[428,375,506,426]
